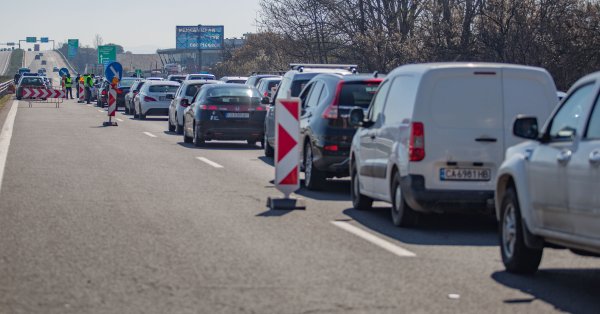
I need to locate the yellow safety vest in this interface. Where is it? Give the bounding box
[65,77,72,88]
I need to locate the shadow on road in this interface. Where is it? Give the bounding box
[257,156,274,167]
[492,269,600,313]
[296,179,351,202]
[343,206,498,246]
[176,141,261,151]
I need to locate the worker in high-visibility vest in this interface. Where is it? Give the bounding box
[84,74,94,104]
[64,74,73,99]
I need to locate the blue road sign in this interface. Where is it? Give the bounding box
[105,62,123,83]
[41,37,49,43]
[59,68,69,77]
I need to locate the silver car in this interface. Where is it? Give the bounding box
[133,81,180,119]
[168,80,222,133]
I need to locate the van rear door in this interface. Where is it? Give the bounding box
[501,67,557,149]
[416,68,504,192]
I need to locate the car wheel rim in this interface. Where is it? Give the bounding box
[503,203,517,258]
[305,147,312,185]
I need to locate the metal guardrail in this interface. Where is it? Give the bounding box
[54,49,78,74]
[0,80,12,96]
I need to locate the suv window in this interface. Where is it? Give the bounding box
[548,83,595,141]
[586,93,600,139]
[305,81,324,108]
[368,80,391,122]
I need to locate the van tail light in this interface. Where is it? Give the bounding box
[200,104,218,111]
[322,82,343,119]
[409,122,425,161]
[180,99,190,107]
[144,96,157,102]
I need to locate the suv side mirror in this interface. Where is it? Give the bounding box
[349,107,367,127]
[513,116,539,140]
[261,97,270,105]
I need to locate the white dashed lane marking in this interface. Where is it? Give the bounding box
[196,157,224,168]
[143,132,157,138]
[331,221,416,257]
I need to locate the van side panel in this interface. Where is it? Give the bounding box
[410,68,504,192]
[501,68,557,150]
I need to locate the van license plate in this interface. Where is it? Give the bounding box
[440,168,491,181]
[226,112,249,119]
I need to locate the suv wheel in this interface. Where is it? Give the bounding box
[168,116,175,132]
[391,172,418,227]
[264,133,274,157]
[500,187,543,274]
[351,163,373,210]
[304,142,324,190]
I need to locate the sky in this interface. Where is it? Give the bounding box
[0,0,262,53]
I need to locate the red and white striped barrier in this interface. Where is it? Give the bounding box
[78,82,85,102]
[268,97,305,210]
[22,87,65,99]
[107,86,117,117]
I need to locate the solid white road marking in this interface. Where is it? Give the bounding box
[0,101,18,193]
[115,118,123,122]
[143,132,157,138]
[331,221,416,257]
[196,157,224,168]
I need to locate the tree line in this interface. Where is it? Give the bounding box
[214,0,600,90]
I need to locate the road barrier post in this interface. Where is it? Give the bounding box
[103,82,118,127]
[267,97,306,210]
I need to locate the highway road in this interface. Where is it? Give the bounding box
[0,51,12,76]
[0,51,599,314]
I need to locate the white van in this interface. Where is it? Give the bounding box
[349,63,558,227]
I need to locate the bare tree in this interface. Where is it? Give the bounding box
[94,34,104,50]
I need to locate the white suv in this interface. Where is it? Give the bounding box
[496,72,600,274]
[349,63,558,227]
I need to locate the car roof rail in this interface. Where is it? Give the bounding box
[289,63,359,73]
[249,71,286,76]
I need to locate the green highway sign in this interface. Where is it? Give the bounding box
[68,39,79,58]
[97,45,117,65]
[26,37,37,43]
[135,69,142,77]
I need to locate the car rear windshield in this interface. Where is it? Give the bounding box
[189,75,215,80]
[20,78,44,86]
[226,80,246,84]
[149,85,179,93]
[338,81,380,108]
[119,79,137,88]
[207,87,261,100]
[185,85,202,97]
[291,79,310,97]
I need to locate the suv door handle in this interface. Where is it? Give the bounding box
[475,137,497,142]
[557,150,572,165]
[590,150,600,166]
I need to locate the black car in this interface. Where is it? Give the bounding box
[298,74,382,190]
[116,77,138,107]
[182,84,269,147]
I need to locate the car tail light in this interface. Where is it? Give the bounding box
[254,105,267,111]
[200,104,218,110]
[180,99,190,107]
[264,91,269,97]
[323,145,339,152]
[322,82,343,119]
[116,88,123,94]
[144,96,157,102]
[409,122,425,161]
[101,90,107,96]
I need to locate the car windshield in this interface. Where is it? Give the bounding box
[148,85,179,93]
[338,81,380,108]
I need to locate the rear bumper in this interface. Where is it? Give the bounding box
[400,175,495,213]
[143,108,169,116]
[198,120,264,141]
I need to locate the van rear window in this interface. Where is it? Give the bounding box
[338,82,380,108]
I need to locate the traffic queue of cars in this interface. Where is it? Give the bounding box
[92,63,599,274]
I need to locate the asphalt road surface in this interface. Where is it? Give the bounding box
[0,51,12,76]
[0,52,599,314]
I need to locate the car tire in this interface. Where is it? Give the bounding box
[500,187,543,274]
[303,142,325,190]
[391,171,419,227]
[351,163,373,210]
[175,117,184,134]
[264,133,274,157]
[183,117,193,144]
[168,116,175,132]
[193,122,205,147]
[139,106,146,120]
